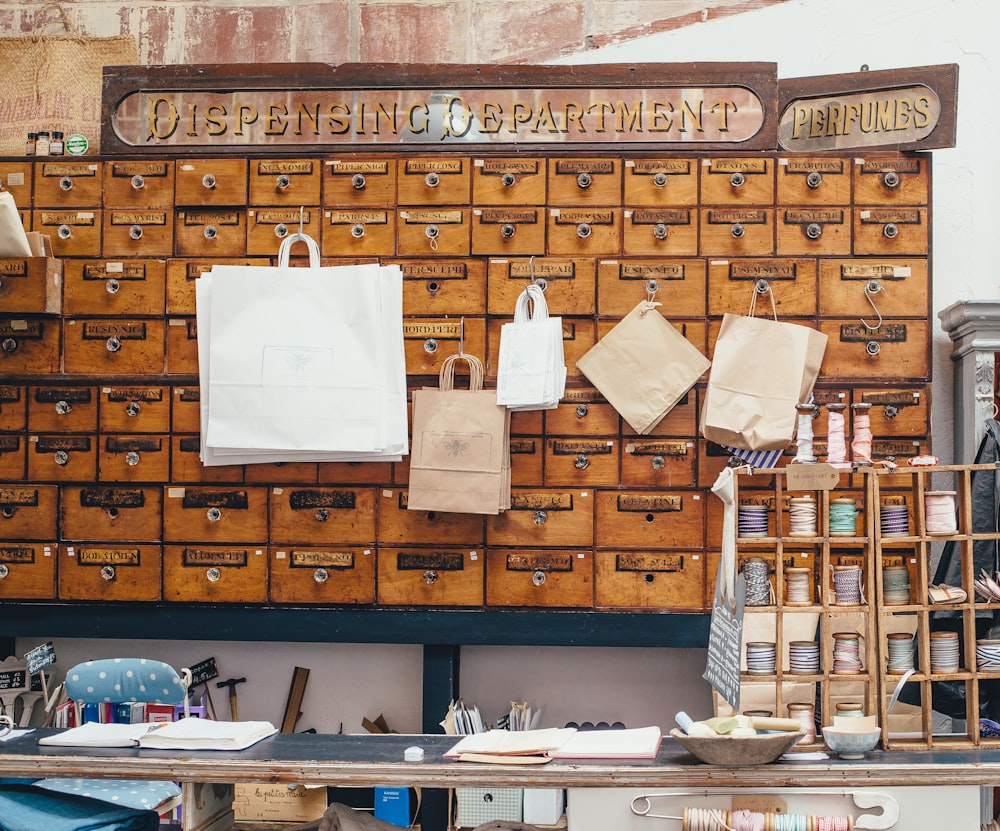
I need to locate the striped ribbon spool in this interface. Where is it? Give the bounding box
[742,557,772,606]
[832,632,865,674]
[882,564,911,605]
[887,632,916,674]
[832,564,864,605]
[925,490,958,534]
[880,500,910,537]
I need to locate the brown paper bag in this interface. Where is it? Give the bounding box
[576,299,711,434]
[407,353,510,515]
[0,5,137,155]
[701,290,827,451]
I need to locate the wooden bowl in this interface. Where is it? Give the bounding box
[669,728,804,766]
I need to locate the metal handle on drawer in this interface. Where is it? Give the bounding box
[275,174,291,190]
[575,403,589,418]
[206,507,222,522]
[125,401,141,417]
[106,278,120,294]
[866,341,882,356]
[882,170,901,189]
[425,172,440,188]
[351,173,366,190]
[54,450,69,466]
[423,338,438,353]
[1,338,18,354]
[130,174,145,190]
[314,509,329,522]
[576,172,592,189]
[0,564,8,579]
[652,172,668,188]
[106,337,121,353]
[206,567,222,582]
[204,225,218,240]
[425,224,440,241]
[730,222,745,238]
[574,453,590,470]
[532,570,547,586]
[100,565,116,582]
[652,223,668,241]
[651,455,666,470]
[1,507,15,519]
[501,172,517,187]
[125,451,140,467]
[729,171,746,188]
[202,173,217,189]
[314,568,329,583]
[57,224,72,239]
[500,223,516,239]
[55,400,72,415]
[576,223,592,239]
[351,223,366,239]
[806,171,823,189]
[883,405,899,419]
[105,507,119,520]
[59,176,74,192]
[882,223,899,239]
[422,570,438,585]
[274,223,289,239]
[805,222,823,240]
[129,224,144,241]
[533,510,548,526]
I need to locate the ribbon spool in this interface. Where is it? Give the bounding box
[787,701,817,743]
[925,490,958,534]
[832,632,865,674]
[880,499,909,537]
[832,564,863,605]
[930,631,961,673]
[788,495,818,537]
[835,701,865,719]
[886,632,916,674]
[794,403,818,464]
[745,641,777,675]
[788,640,820,675]
[784,566,813,605]
[850,402,873,466]
[882,564,911,605]
[825,401,849,467]
[742,557,772,606]
[829,497,859,536]
[738,503,769,538]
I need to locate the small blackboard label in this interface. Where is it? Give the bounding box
[25,641,56,675]
[702,560,746,713]
[0,668,28,691]
[188,656,218,687]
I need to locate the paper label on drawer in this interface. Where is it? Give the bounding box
[78,547,141,566]
[0,546,36,564]
[615,552,684,573]
[506,552,573,572]
[183,548,247,567]
[290,550,354,569]
[0,487,39,507]
[396,551,464,571]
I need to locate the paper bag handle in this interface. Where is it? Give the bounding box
[747,280,778,320]
[277,229,321,268]
[439,353,485,392]
[513,283,549,324]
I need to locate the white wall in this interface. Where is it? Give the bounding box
[16,0,993,735]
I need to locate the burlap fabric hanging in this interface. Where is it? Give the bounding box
[0,3,137,155]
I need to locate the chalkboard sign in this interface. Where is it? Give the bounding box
[188,656,218,687]
[0,668,28,692]
[702,563,745,712]
[25,641,56,675]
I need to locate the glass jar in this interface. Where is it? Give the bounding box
[50,131,65,155]
[35,131,51,156]
[25,132,37,156]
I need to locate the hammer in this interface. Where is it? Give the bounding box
[216,677,245,721]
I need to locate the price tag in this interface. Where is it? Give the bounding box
[784,463,841,491]
[25,641,56,676]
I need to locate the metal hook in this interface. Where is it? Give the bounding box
[861,279,884,331]
[298,205,305,237]
[646,278,659,302]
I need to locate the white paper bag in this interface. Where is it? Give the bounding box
[0,192,32,256]
[496,283,566,410]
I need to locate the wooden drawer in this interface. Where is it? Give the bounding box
[269,486,376,545]
[0,257,62,315]
[486,317,595,383]
[853,156,929,205]
[853,207,928,256]
[0,485,57,540]
[63,318,166,375]
[547,158,621,206]
[100,385,170,433]
[165,317,198,375]
[0,161,33,208]
[0,318,60,373]
[0,385,25,432]
[103,160,176,208]
[163,544,267,603]
[403,316,485,376]
[777,157,851,205]
[776,207,851,256]
[510,408,543,436]
[869,437,930,465]
[624,388,697,438]
[700,158,774,204]
[28,385,97,432]
[0,541,55,600]
[324,158,397,206]
[621,439,697,488]
[376,489,485,545]
[707,258,818,317]
[818,258,928,319]
[244,461,318,485]
[397,158,470,205]
[699,208,775,256]
[596,259,706,318]
[487,257,596,316]
[249,159,321,206]
[59,543,162,602]
[247,207,322,256]
[170,435,243,484]
[0,435,24,480]
[397,209,470,256]
[317,460,393,486]
[595,490,704,548]
[175,159,248,206]
[509,437,543,486]
[27,435,96,482]
[486,488,593,548]
[33,161,102,207]
[174,209,248,257]
[624,158,698,207]
[545,390,619,436]
[818,319,930,381]
[166,257,268,315]
[855,386,929,436]
[376,547,483,606]
[163,486,268,544]
[546,208,621,257]
[595,549,704,611]
[486,549,593,608]
[59,485,162,542]
[33,210,102,257]
[98,435,169,483]
[544,437,618,487]
[63,259,167,316]
[171,386,201,433]
[396,259,486,317]
[321,208,394,257]
[472,159,546,205]
[622,208,698,256]
[471,208,545,256]
[103,210,174,257]
[269,545,374,604]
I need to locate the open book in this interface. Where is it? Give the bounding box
[445,725,662,763]
[38,717,278,751]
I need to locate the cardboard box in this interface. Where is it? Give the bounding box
[233,784,327,823]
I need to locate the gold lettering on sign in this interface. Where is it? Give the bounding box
[479,209,538,224]
[861,159,922,174]
[709,159,767,173]
[396,552,464,570]
[861,209,921,224]
[506,552,573,572]
[35,387,90,403]
[0,546,35,564]
[552,440,613,455]
[873,439,921,457]
[39,212,94,226]
[632,160,691,174]
[739,495,776,509]
[783,209,844,224]
[480,160,539,174]
[0,436,19,452]
[403,321,462,338]
[111,212,167,226]
[861,390,919,406]
[556,209,614,225]
[111,162,168,177]
[41,164,96,177]
[328,210,388,224]
[36,436,90,452]
[707,209,767,224]
[626,441,689,456]
[840,263,911,280]
[0,320,42,337]
[617,494,682,512]
[616,552,684,572]
[509,439,537,455]
[401,262,467,279]
[0,385,20,402]
[257,160,314,175]
[183,212,240,226]
[405,160,464,174]
[0,261,27,276]
[620,262,685,280]
[402,210,464,224]
[730,262,796,280]
[183,548,248,566]
[104,437,163,453]
[840,323,907,342]
[78,548,141,566]
[290,550,354,568]
[79,488,145,508]
[83,262,147,280]
[508,260,575,279]
[0,488,39,507]
[509,492,573,511]
[631,209,691,225]
[82,322,146,340]
[256,209,311,224]
[784,159,845,174]
[555,160,615,174]
[560,388,607,404]
[327,161,390,174]
[105,387,163,403]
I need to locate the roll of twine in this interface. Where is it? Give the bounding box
[826,406,849,465]
[925,491,958,534]
[784,567,812,604]
[851,408,873,465]
[742,557,772,606]
[832,632,865,673]
[788,496,818,536]
[794,406,817,463]
[880,502,909,537]
[886,632,915,673]
[832,565,863,605]
[787,702,816,743]
[829,498,859,536]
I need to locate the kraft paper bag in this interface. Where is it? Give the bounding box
[576,299,711,434]
[701,291,827,451]
[408,353,510,515]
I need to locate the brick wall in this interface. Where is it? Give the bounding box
[0,0,788,66]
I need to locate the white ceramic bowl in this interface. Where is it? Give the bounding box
[821,726,881,759]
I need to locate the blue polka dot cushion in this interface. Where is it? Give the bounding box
[32,778,181,811]
[63,659,186,705]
